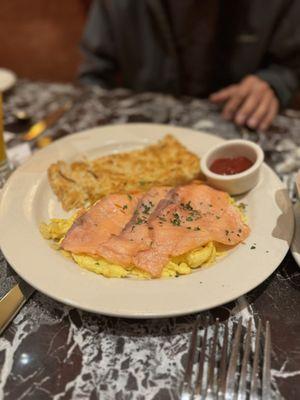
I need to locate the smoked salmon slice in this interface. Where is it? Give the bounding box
[96,187,171,265]
[133,184,250,277]
[61,183,250,278]
[61,193,141,255]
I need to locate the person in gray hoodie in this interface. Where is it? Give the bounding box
[79,0,300,131]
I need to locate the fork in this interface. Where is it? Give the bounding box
[180,317,271,399]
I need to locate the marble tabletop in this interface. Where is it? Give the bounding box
[1,80,300,400]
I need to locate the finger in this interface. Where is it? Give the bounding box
[221,78,257,120]
[209,85,237,103]
[259,99,279,131]
[246,90,273,129]
[222,90,248,120]
[234,82,272,126]
[234,92,261,126]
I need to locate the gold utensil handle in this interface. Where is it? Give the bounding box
[22,100,73,141]
[0,284,30,335]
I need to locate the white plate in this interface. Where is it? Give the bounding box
[0,68,16,92]
[0,124,294,318]
[291,202,300,266]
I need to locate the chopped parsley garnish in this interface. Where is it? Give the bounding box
[181,201,193,211]
[186,216,193,221]
[136,217,144,225]
[194,227,201,231]
[250,245,256,250]
[123,204,128,210]
[127,194,132,200]
[141,203,151,215]
[171,213,181,226]
[238,202,247,211]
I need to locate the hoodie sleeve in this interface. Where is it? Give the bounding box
[256,0,300,108]
[78,0,118,88]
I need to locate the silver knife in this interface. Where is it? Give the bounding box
[0,281,35,335]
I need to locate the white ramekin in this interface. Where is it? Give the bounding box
[200,139,264,195]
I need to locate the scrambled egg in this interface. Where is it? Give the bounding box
[40,216,223,279]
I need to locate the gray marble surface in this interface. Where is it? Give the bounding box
[1,80,300,399]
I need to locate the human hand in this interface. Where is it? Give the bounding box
[210,75,279,131]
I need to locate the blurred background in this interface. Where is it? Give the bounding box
[0,0,91,82]
[0,0,299,108]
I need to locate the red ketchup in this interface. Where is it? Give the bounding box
[210,157,253,175]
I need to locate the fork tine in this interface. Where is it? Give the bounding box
[181,316,201,398]
[225,317,243,400]
[206,319,219,399]
[218,321,229,399]
[262,321,271,400]
[249,319,262,400]
[237,319,252,400]
[194,316,210,399]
